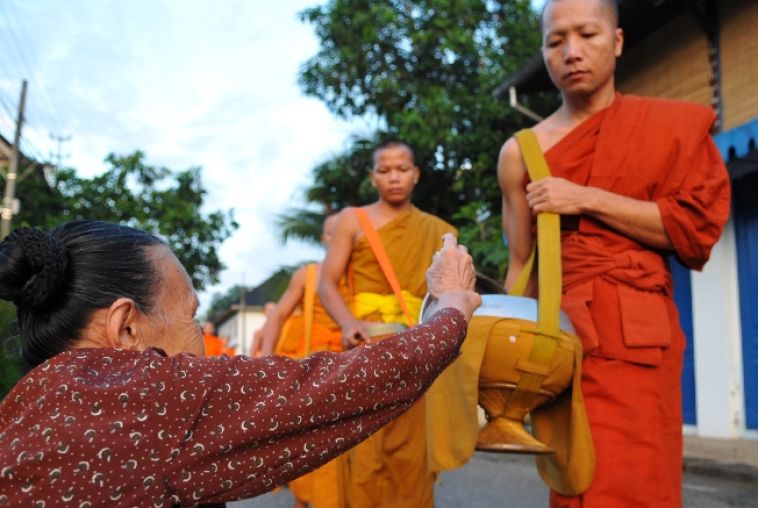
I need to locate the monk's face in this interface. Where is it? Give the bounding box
[370,145,419,206]
[541,0,623,97]
[140,247,205,357]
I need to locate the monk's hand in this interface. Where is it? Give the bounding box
[341,319,372,349]
[526,177,589,215]
[425,234,481,321]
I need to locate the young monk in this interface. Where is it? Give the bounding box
[498,0,730,506]
[260,213,348,508]
[319,140,457,507]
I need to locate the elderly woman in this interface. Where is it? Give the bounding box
[0,220,480,507]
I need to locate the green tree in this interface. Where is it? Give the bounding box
[282,0,557,279]
[56,152,238,290]
[1,150,239,397]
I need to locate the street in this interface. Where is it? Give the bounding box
[231,452,758,508]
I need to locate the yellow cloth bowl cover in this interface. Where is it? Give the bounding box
[425,315,595,495]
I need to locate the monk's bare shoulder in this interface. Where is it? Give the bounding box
[497,137,527,194]
[289,264,309,290]
[334,206,360,241]
[498,112,560,189]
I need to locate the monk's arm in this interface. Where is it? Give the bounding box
[526,177,674,250]
[318,210,367,344]
[260,266,307,356]
[498,138,537,296]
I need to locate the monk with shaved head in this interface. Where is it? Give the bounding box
[498,0,730,506]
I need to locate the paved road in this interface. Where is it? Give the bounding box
[231,452,758,508]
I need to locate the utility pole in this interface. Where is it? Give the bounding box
[49,133,71,171]
[238,274,247,354]
[2,80,28,239]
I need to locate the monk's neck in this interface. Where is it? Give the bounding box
[559,86,617,125]
[374,199,414,217]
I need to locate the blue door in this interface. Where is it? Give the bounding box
[735,172,758,429]
[671,258,696,425]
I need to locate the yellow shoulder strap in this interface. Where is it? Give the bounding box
[504,129,563,419]
[303,263,316,355]
[354,208,416,326]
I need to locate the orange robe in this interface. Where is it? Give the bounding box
[203,333,234,356]
[276,264,348,508]
[545,95,730,507]
[344,206,455,508]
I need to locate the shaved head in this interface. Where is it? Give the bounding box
[541,0,619,32]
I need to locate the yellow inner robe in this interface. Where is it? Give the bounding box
[345,206,455,508]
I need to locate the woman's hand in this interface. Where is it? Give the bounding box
[425,234,481,321]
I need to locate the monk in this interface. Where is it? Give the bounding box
[250,301,277,357]
[201,322,234,356]
[319,140,457,507]
[259,214,347,508]
[498,1,730,506]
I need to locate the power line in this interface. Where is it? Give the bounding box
[0,91,16,121]
[5,2,62,133]
[0,3,63,134]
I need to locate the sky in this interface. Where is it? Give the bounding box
[0,0,380,312]
[0,1,545,314]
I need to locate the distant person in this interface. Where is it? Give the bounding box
[319,140,456,507]
[261,213,348,508]
[202,321,234,356]
[0,220,480,506]
[498,0,730,506]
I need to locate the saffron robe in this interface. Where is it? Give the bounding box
[0,309,467,507]
[276,265,346,359]
[344,206,456,508]
[544,95,730,508]
[203,333,234,356]
[283,264,348,508]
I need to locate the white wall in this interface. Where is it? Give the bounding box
[691,218,745,437]
[217,309,267,356]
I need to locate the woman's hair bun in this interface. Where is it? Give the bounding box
[4,227,68,311]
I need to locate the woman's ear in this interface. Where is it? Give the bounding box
[105,298,145,351]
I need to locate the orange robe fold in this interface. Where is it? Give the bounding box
[545,95,730,508]
[277,264,348,508]
[345,207,455,508]
[203,333,234,356]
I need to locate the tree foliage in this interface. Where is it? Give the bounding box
[10,151,238,290]
[0,151,239,397]
[282,0,557,278]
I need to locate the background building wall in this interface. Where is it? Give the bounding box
[616,12,710,105]
[720,0,758,130]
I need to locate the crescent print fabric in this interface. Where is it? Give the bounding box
[0,308,466,507]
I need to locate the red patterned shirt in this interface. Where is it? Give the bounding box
[0,308,466,507]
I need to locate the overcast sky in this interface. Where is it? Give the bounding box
[0,0,385,311]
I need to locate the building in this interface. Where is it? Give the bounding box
[210,287,272,356]
[209,268,294,355]
[498,0,758,438]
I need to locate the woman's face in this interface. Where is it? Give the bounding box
[140,247,205,357]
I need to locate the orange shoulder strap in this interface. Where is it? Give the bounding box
[303,263,316,355]
[353,208,415,326]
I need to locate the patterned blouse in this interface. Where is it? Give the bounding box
[0,308,466,507]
